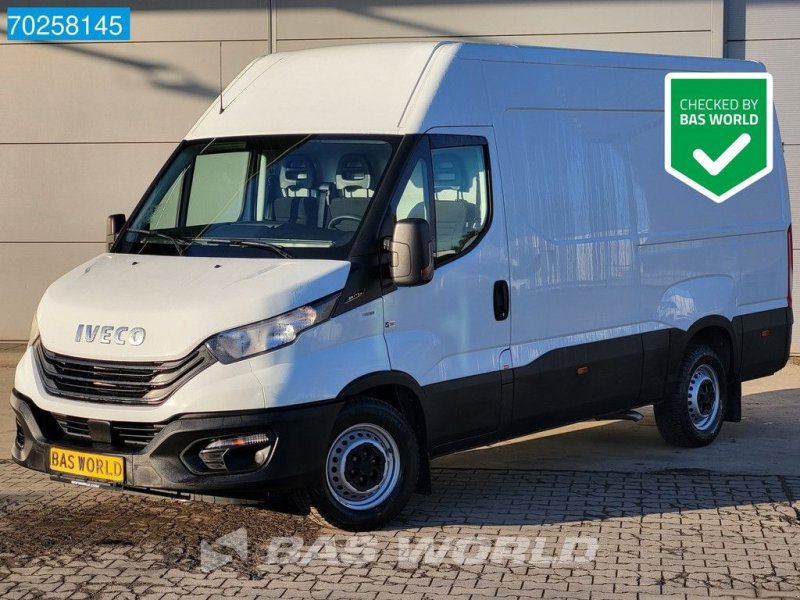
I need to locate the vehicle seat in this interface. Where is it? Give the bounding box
[329,154,374,230]
[274,155,317,224]
[433,152,476,254]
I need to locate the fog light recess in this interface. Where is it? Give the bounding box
[198,433,274,472]
[15,419,25,448]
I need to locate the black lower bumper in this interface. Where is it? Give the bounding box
[11,390,343,497]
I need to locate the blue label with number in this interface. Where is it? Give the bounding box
[7,7,131,41]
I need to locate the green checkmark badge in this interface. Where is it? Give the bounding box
[665,73,773,203]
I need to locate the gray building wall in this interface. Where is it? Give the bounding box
[4,0,794,348]
[0,2,270,340]
[725,1,800,352]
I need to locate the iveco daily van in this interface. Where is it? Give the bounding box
[11,42,792,530]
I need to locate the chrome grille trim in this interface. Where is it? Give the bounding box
[35,340,215,405]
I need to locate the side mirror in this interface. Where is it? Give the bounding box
[106,214,126,251]
[390,218,434,286]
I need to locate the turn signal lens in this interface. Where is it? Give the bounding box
[198,433,274,471]
[204,433,272,450]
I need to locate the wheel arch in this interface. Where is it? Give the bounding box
[670,315,740,379]
[666,315,742,422]
[336,371,432,493]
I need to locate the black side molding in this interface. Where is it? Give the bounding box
[737,307,792,381]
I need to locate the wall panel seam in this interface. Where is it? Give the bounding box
[0,142,178,146]
[0,242,105,244]
[276,30,711,42]
[1,39,269,46]
[727,37,800,43]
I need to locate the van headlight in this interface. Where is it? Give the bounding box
[205,294,339,364]
[28,314,39,346]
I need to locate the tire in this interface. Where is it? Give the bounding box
[655,343,728,448]
[305,397,419,531]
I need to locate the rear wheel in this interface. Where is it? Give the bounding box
[305,398,419,531]
[655,343,728,447]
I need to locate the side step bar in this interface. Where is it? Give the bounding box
[597,410,644,423]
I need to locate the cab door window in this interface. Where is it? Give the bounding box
[431,144,490,260]
[390,137,433,229]
[395,156,432,222]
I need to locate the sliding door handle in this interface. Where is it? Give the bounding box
[493,280,509,321]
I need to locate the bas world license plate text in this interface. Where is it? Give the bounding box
[49,447,124,482]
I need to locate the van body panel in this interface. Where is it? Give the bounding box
[382,126,510,442]
[654,276,737,327]
[188,42,447,138]
[36,254,350,361]
[510,333,643,436]
[14,345,266,422]
[495,100,788,347]
[15,297,389,422]
[249,298,390,409]
[11,42,792,509]
[11,389,342,492]
[739,307,793,380]
[187,42,764,140]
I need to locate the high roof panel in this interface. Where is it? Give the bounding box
[187,42,448,138]
[186,41,764,140]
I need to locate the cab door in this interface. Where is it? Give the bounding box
[382,129,512,452]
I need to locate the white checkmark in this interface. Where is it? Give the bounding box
[692,133,751,176]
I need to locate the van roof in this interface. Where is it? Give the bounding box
[186,41,763,140]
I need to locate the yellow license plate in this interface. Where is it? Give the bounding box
[49,447,124,483]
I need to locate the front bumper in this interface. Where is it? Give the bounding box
[11,389,342,496]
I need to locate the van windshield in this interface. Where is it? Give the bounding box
[119,135,399,259]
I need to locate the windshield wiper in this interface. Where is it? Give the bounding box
[198,238,294,259]
[126,228,192,256]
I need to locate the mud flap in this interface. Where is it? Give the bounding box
[725,379,742,422]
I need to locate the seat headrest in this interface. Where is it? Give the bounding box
[335,154,372,197]
[433,153,468,195]
[280,155,316,196]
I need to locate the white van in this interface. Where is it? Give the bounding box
[11,42,792,530]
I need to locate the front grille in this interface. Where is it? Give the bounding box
[52,413,165,449]
[35,340,215,405]
[114,422,165,447]
[54,414,90,439]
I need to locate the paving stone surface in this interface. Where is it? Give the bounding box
[1,460,798,599]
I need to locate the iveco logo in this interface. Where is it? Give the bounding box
[75,324,146,346]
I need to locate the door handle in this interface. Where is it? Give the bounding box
[493,280,509,321]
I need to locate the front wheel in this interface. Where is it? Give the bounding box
[305,398,419,531]
[654,343,728,447]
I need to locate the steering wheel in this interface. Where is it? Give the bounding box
[327,215,361,229]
